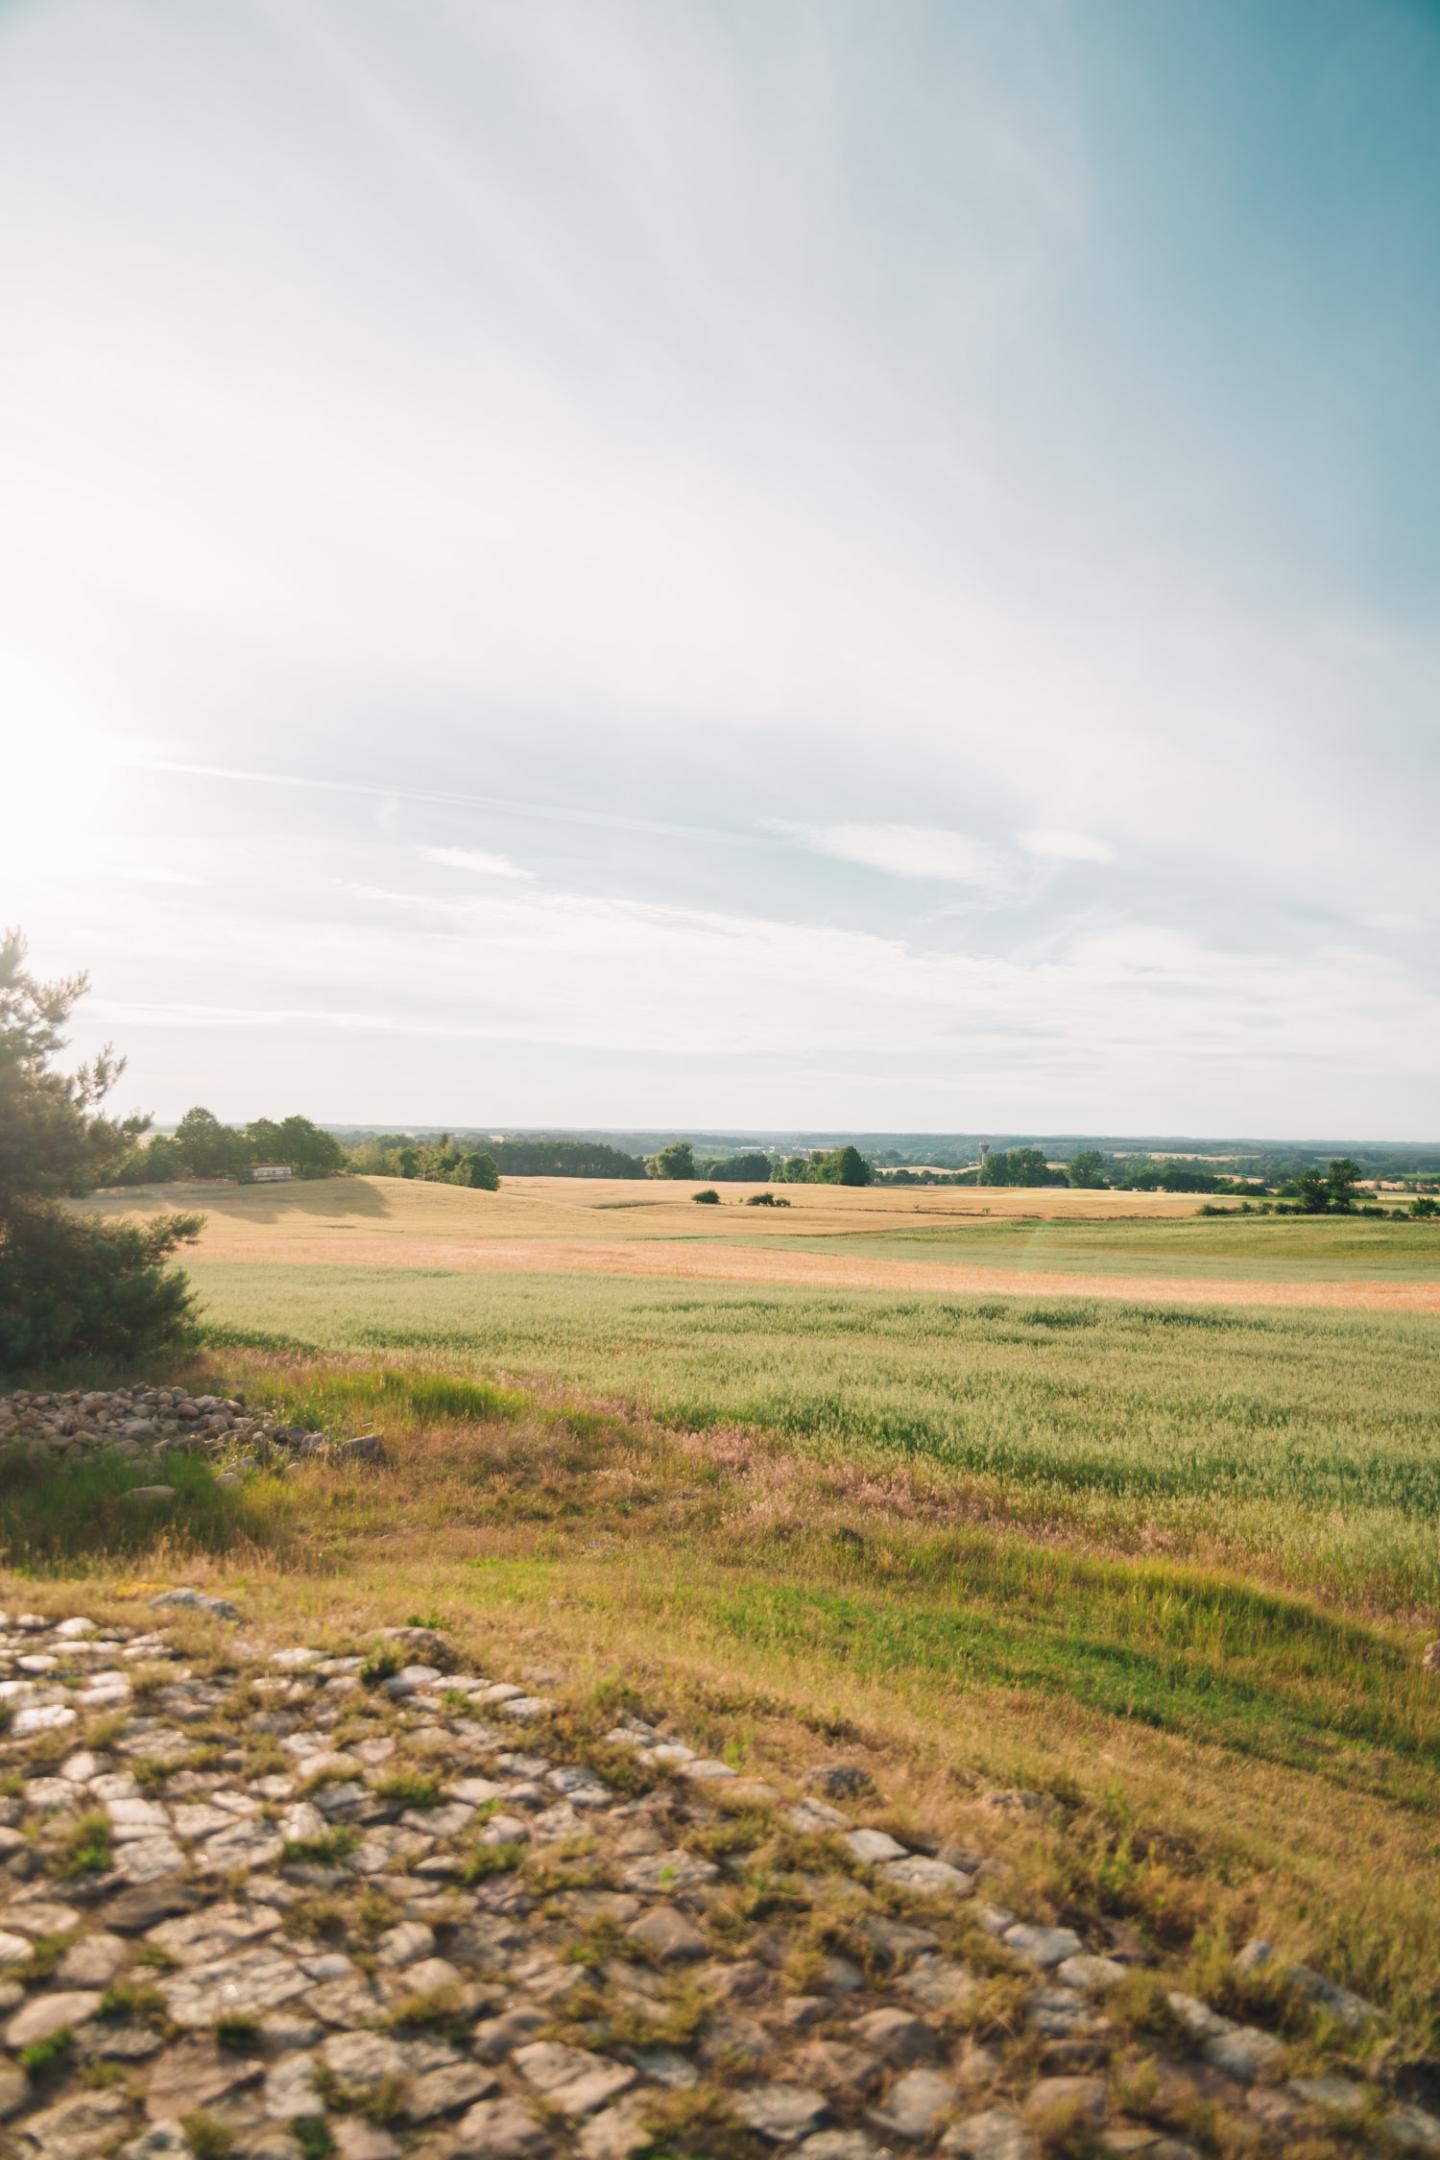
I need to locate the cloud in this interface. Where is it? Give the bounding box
[420,845,531,880]
[1018,828,1116,864]
[774,821,1023,890]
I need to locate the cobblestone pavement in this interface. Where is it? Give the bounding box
[0,1605,1433,2160]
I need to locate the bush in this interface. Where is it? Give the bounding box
[0,1206,200,1376]
[692,1189,720,1205]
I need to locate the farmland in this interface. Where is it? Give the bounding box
[81,1174,1440,1311]
[13,1174,1440,2066]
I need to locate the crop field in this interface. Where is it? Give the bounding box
[81,1176,1440,1312]
[25,1176,1440,2050]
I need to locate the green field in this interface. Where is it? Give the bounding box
[191,1259,1439,1614]
[8,1251,1439,2051]
[724,1212,1440,1281]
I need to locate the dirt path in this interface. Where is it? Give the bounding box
[197,1233,1440,1312]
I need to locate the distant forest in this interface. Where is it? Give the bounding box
[112,1117,1440,1206]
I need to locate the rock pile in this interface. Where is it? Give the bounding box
[0,1388,384,1474]
[0,1607,1431,2160]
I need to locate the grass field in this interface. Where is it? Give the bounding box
[759,1213,1440,1282]
[13,1176,1439,2054]
[80,1176,1440,1312]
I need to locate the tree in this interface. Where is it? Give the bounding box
[459,1150,500,1190]
[1291,1159,1361,1214]
[706,1151,771,1182]
[646,1140,697,1179]
[174,1105,250,1179]
[1067,1149,1109,1189]
[275,1115,345,1178]
[0,930,200,1373]
[1325,1158,1361,1212]
[979,1146,1056,1187]
[826,1145,874,1187]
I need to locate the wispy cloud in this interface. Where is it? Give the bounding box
[128,761,748,849]
[420,845,531,880]
[1019,829,1115,864]
[773,821,1024,891]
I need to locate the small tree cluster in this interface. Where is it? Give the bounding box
[117,1107,344,1185]
[977,1146,1065,1188]
[0,931,199,1374]
[772,1146,874,1187]
[349,1133,499,1189]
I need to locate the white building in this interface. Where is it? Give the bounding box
[251,1163,293,1183]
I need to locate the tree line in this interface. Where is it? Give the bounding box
[645,1141,873,1185]
[112,1105,344,1184]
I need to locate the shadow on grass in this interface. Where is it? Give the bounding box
[0,1450,266,1572]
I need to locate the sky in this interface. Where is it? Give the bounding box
[3,0,1438,1137]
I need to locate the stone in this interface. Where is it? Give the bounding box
[851,2009,941,2066]
[793,2040,884,2097]
[881,1854,973,1898]
[115,1833,187,1884]
[102,1882,198,1933]
[5,1989,103,2048]
[335,1433,387,1462]
[867,2068,957,2141]
[1387,2101,1440,2149]
[1056,1954,1127,1993]
[798,2137,895,2160]
[56,1932,131,1987]
[941,2109,1040,2160]
[12,1703,77,1739]
[375,1918,435,1966]
[620,1849,720,1895]
[404,2058,497,2120]
[145,2037,262,2120]
[332,2123,403,2160]
[736,2083,831,2141]
[0,2063,27,2119]
[577,2093,657,2160]
[845,1828,908,1865]
[453,2095,554,2156]
[162,1949,309,2028]
[514,2039,637,2115]
[263,2052,324,2119]
[376,1624,457,1669]
[474,2006,552,2060]
[1289,2073,1368,2116]
[1023,2076,1106,2122]
[1202,2025,1286,2082]
[15,2086,131,2149]
[323,2030,411,2089]
[1003,1923,1084,1969]
[626,1904,707,1962]
[150,1589,242,1622]
[805,1763,876,1801]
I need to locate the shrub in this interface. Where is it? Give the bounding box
[0,1206,200,1376]
[692,1189,720,1206]
[0,930,202,1378]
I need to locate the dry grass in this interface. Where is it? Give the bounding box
[78,1179,1440,1311]
[5,1372,1437,2053]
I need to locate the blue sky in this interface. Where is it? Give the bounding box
[3,0,1437,1134]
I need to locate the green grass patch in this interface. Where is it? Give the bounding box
[189,1263,1440,1612]
[0,1445,260,1570]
